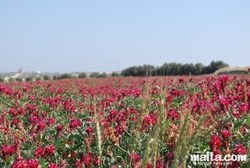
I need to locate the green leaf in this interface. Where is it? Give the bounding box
[68,133,82,141]
[246,116,250,127]
[233,121,242,131]
[5,157,13,165]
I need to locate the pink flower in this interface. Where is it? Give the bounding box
[218,75,229,87]
[165,94,172,103]
[9,107,18,116]
[178,77,184,83]
[11,118,19,126]
[240,127,247,135]
[69,118,81,129]
[36,120,45,132]
[34,147,45,158]
[44,145,55,157]
[209,135,221,151]
[221,130,230,142]
[74,159,83,168]
[55,124,63,136]
[46,117,55,125]
[93,156,102,166]
[48,163,57,168]
[130,153,140,167]
[83,153,92,167]
[165,152,174,166]
[234,144,246,155]
[85,127,93,137]
[1,145,15,160]
[27,158,39,168]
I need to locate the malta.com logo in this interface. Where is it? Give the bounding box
[189,152,247,166]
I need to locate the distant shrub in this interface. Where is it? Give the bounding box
[58,73,73,79]
[0,78,4,83]
[111,72,119,77]
[36,77,41,81]
[16,77,23,82]
[43,74,51,80]
[8,78,14,82]
[25,76,33,82]
[78,72,87,78]
[89,72,107,78]
[53,75,59,80]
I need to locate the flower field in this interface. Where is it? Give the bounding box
[0,75,250,168]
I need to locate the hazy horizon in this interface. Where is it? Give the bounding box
[1,1,249,73]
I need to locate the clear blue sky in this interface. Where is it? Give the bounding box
[0,1,249,73]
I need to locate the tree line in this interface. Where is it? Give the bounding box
[0,60,230,83]
[121,61,229,77]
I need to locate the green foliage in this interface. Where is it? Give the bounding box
[121,61,229,76]
[121,65,155,77]
[90,72,108,78]
[25,76,33,82]
[16,77,23,82]
[78,72,87,78]
[111,72,119,77]
[0,78,4,83]
[8,78,14,82]
[43,74,51,80]
[58,73,73,79]
[53,75,59,80]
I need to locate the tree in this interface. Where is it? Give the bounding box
[25,76,33,82]
[36,77,41,81]
[209,61,229,73]
[0,78,4,83]
[78,72,87,78]
[58,73,73,79]
[8,78,14,82]
[53,75,59,80]
[43,74,51,80]
[16,77,23,82]
[89,72,100,78]
[111,72,119,77]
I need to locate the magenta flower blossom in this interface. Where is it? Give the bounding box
[209,135,221,151]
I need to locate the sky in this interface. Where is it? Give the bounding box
[0,0,249,73]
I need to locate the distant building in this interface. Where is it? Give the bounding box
[18,68,24,74]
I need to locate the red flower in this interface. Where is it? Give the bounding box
[11,118,19,126]
[93,156,102,166]
[44,145,55,157]
[11,158,39,168]
[27,158,39,168]
[218,75,229,87]
[9,107,18,117]
[209,135,221,151]
[55,124,63,136]
[46,117,55,126]
[165,94,172,103]
[247,68,250,73]
[178,77,184,83]
[1,145,15,160]
[234,144,246,155]
[11,158,26,168]
[36,120,45,132]
[221,130,230,142]
[48,163,57,168]
[74,159,83,168]
[83,153,92,167]
[130,153,140,167]
[34,147,45,158]
[240,126,247,135]
[69,118,81,129]
[85,127,93,137]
